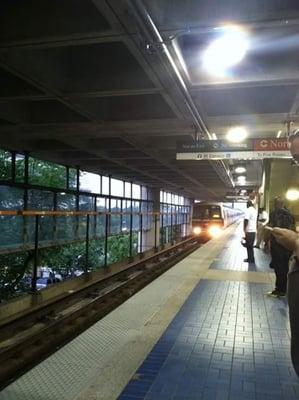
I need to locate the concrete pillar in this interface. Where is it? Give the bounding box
[141,187,160,252]
[186,198,193,237]
[263,160,271,213]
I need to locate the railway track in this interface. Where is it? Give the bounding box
[0,237,199,390]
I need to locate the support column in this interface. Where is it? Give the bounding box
[186,198,193,237]
[260,160,271,212]
[141,188,160,252]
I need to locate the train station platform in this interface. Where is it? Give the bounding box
[1,223,297,400]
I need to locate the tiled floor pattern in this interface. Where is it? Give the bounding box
[210,225,270,272]
[119,280,297,400]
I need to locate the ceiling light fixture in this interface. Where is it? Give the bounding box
[226,126,248,143]
[203,26,248,76]
[286,189,299,201]
[235,166,246,174]
[237,175,246,185]
[277,130,282,138]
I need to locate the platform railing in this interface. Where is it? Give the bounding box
[0,210,189,299]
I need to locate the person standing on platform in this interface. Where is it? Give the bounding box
[243,200,257,264]
[271,228,299,375]
[268,131,299,375]
[254,207,269,249]
[267,197,295,297]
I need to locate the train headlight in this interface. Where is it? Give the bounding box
[193,226,202,235]
[208,225,222,238]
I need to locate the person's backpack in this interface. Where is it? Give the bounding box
[274,208,295,230]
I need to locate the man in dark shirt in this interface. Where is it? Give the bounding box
[289,129,299,163]
[267,197,295,297]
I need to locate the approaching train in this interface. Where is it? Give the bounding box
[192,202,243,238]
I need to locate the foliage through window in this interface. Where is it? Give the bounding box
[29,157,66,188]
[0,150,11,180]
[15,154,25,183]
[0,149,192,303]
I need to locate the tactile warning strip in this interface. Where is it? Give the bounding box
[0,274,188,400]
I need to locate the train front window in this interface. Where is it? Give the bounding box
[211,206,221,219]
[193,206,209,219]
[193,205,221,219]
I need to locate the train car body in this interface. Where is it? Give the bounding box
[192,202,243,238]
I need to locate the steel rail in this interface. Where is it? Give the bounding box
[0,237,200,390]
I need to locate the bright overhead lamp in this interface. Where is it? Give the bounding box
[237,175,246,185]
[203,26,248,76]
[235,166,246,174]
[226,126,248,143]
[286,189,299,201]
[211,133,217,140]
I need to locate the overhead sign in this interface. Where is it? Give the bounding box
[253,138,289,151]
[176,138,291,160]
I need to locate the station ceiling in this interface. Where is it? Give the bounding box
[0,0,298,200]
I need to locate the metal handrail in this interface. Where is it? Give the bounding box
[0,209,190,293]
[0,210,184,216]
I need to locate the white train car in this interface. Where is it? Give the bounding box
[192,202,243,238]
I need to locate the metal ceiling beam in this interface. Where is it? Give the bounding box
[67,88,162,98]
[0,88,162,101]
[96,0,184,119]
[1,10,297,51]
[0,0,228,198]
[207,113,297,127]
[95,0,227,196]
[121,0,235,191]
[0,121,194,137]
[0,125,196,195]
[191,78,299,92]
[122,134,219,199]
[210,161,234,188]
[0,111,290,140]
[0,57,100,124]
[0,0,127,51]
[2,21,232,199]
[124,0,210,137]
[208,116,295,135]
[159,17,299,38]
[59,136,190,192]
[0,32,129,51]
